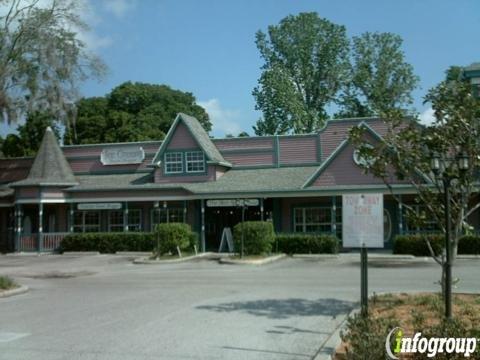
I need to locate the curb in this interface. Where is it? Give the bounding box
[0,285,29,298]
[457,255,480,259]
[133,252,215,264]
[219,254,286,265]
[313,307,359,360]
[292,254,339,259]
[62,252,101,256]
[115,252,152,257]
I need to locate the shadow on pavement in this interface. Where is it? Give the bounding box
[197,297,356,319]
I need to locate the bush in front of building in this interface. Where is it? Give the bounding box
[60,232,155,253]
[154,223,196,256]
[393,234,480,256]
[457,235,480,255]
[233,221,275,255]
[393,234,443,256]
[275,233,339,254]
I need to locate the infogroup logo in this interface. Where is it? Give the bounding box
[385,327,477,358]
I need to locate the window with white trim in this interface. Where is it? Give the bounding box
[294,207,332,233]
[165,152,183,174]
[186,151,205,173]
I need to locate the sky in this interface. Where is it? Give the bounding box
[1,0,479,138]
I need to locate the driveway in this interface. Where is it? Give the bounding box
[0,254,479,360]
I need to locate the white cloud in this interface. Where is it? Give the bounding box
[419,107,436,125]
[198,99,243,137]
[103,0,136,19]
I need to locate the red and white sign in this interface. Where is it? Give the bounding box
[342,193,384,248]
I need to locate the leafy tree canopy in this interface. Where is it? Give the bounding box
[337,32,419,118]
[253,13,419,134]
[253,12,350,135]
[0,0,106,124]
[64,82,211,144]
[1,111,60,157]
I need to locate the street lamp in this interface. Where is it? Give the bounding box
[430,151,469,319]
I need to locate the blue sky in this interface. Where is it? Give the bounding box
[2,0,479,137]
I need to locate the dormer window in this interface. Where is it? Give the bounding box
[186,151,205,173]
[165,152,183,174]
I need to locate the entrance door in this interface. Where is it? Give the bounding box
[205,206,262,251]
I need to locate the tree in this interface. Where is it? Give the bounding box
[2,134,23,157]
[0,0,106,124]
[338,32,419,118]
[253,12,350,135]
[64,82,211,144]
[1,111,60,157]
[350,67,480,299]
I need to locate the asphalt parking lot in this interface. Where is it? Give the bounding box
[0,254,479,360]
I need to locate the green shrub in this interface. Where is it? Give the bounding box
[233,221,275,255]
[60,232,155,253]
[393,234,444,256]
[457,235,480,255]
[0,275,18,290]
[340,313,399,360]
[154,223,195,256]
[276,233,339,254]
[393,234,480,256]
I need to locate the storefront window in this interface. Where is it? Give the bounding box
[294,207,332,233]
[108,211,124,232]
[128,209,142,232]
[73,211,100,233]
[403,205,439,234]
[152,208,185,227]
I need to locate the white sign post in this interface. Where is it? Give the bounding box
[342,193,384,316]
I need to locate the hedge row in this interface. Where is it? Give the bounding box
[393,234,480,256]
[276,233,339,254]
[60,232,155,253]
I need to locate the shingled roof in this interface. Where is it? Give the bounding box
[12,127,77,187]
[152,113,231,167]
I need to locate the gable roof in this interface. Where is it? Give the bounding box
[303,121,384,188]
[152,113,231,167]
[11,127,78,187]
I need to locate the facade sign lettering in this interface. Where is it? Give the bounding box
[100,147,145,165]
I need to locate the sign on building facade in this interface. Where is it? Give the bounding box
[206,199,259,207]
[342,193,384,248]
[77,203,122,210]
[100,147,145,165]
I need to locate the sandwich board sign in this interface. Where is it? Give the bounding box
[342,193,384,248]
[218,227,234,253]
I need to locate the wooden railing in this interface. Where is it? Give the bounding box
[19,234,37,252]
[43,233,68,251]
[18,233,68,252]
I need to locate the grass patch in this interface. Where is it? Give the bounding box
[0,275,18,290]
[337,293,480,359]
